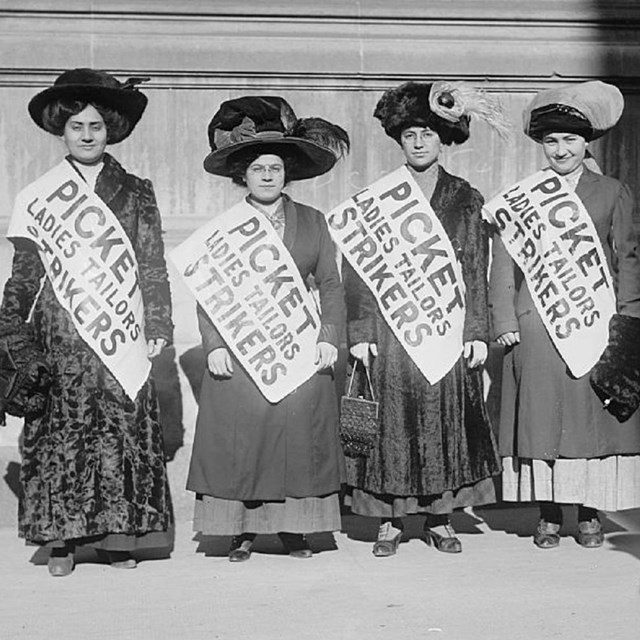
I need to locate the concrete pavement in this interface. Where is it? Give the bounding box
[0,505,639,640]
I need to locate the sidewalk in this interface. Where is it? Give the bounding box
[1,506,639,640]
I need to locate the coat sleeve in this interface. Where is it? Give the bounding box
[197,303,227,355]
[610,182,640,318]
[488,232,519,339]
[343,258,379,347]
[0,239,45,331]
[313,214,345,348]
[136,179,174,345]
[461,189,491,343]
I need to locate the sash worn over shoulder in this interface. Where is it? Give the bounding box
[483,168,616,378]
[326,166,465,384]
[170,200,320,404]
[8,159,150,400]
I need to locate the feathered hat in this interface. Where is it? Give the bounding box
[28,68,149,143]
[523,81,624,142]
[374,81,511,144]
[204,96,349,180]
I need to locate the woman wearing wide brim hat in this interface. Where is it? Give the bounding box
[0,68,174,576]
[490,80,640,549]
[186,95,349,561]
[344,81,508,556]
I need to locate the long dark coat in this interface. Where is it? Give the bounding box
[186,195,346,501]
[0,154,174,545]
[490,168,640,459]
[344,166,500,497]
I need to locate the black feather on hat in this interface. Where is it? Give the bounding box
[28,68,149,144]
[203,96,349,181]
[374,81,511,144]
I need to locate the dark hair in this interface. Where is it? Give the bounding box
[41,98,130,144]
[227,146,297,187]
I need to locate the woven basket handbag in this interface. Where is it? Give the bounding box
[339,360,379,457]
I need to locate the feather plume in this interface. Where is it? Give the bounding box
[290,117,350,158]
[430,81,513,141]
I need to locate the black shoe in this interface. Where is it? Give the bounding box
[372,522,403,557]
[533,519,561,549]
[577,518,604,548]
[48,547,75,577]
[278,532,313,559]
[424,523,462,554]
[229,534,255,562]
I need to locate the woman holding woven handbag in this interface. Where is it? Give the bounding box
[0,68,173,577]
[344,81,505,556]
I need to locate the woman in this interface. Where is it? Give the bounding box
[0,68,173,576]
[186,96,348,561]
[344,81,504,556]
[489,81,640,548]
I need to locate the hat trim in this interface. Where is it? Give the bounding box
[203,135,337,180]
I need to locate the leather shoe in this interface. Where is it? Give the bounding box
[424,523,462,554]
[107,551,137,569]
[229,534,255,562]
[278,532,313,559]
[533,519,561,549]
[48,552,74,577]
[577,518,604,548]
[372,522,402,557]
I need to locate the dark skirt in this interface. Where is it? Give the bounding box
[187,362,345,502]
[345,328,501,499]
[499,285,640,459]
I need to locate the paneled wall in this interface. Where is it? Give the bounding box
[1,1,640,519]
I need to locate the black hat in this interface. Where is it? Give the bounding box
[28,68,149,143]
[523,81,624,142]
[374,81,511,145]
[203,96,349,180]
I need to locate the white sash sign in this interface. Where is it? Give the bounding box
[483,168,615,378]
[326,166,465,384]
[170,201,320,404]
[8,160,150,400]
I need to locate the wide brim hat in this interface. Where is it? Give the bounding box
[523,80,624,142]
[203,96,349,181]
[28,68,149,143]
[373,81,511,146]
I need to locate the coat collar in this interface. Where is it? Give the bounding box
[575,166,600,202]
[66,152,127,206]
[281,193,298,251]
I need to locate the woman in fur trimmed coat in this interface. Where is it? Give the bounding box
[0,69,173,577]
[344,81,502,556]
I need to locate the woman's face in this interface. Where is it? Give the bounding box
[244,153,286,204]
[62,104,108,165]
[541,132,587,175]
[400,126,442,170]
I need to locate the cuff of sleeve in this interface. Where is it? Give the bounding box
[491,318,519,341]
[318,323,339,348]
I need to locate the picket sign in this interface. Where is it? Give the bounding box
[483,168,615,378]
[8,159,149,400]
[326,166,466,384]
[170,200,320,403]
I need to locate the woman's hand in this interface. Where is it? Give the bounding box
[315,342,338,370]
[496,331,520,347]
[350,342,378,368]
[147,338,167,359]
[207,348,234,378]
[464,340,488,368]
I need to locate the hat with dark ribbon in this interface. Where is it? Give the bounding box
[523,81,624,142]
[203,96,349,180]
[28,68,149,143]
[374,81,511,145]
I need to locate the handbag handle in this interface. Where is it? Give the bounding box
[346,358,376,402]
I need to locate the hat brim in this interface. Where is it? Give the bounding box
[28,84,147,143]
[203,137,337,180]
